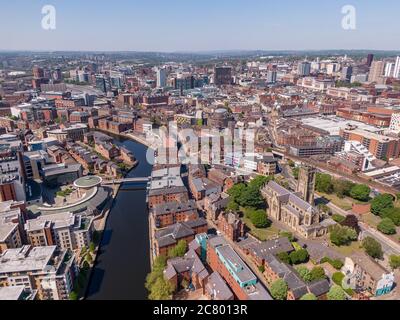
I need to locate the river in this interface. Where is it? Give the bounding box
[86,136,152,300]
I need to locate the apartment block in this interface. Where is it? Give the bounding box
[0,245,77,300]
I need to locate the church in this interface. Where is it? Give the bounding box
[261,166,334,239]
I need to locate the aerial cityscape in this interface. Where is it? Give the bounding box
[0,1,400,306]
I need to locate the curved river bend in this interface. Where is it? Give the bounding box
[86,136,152,300]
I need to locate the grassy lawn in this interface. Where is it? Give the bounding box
[360,212,381,229]
[318,192,354,211]
[243,216,280,241]
[330,241,363,256]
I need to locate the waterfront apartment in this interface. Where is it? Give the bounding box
[25,212,93,250]
[154,219,208,257]
[207,236,272,300]
[0,245,77,300]
[148,165,189,209]
[151,200,198,228]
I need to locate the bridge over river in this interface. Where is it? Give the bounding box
[101,177,150,185]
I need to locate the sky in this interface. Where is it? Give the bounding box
[0,0,399,52]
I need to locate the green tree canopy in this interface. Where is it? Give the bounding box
[389,255,400,270]
[148,277,175,300]
[289,249,309,265]
[329,225,358,246]
[297,266,312,282]
[327,285,346,300]
[277,252,291,264]
[362,237,383,259]
[168,240,187,258]
[349,184,370,202]
[371,194,394,216]
[377,218,396,235]
[69,291,79,300]
[300,293,317,300]
[381,207,400,226]
[270,279,288,300]
[309,266,326,281]
[316,173,334,194]
[246,208,270,228]
[333,179,354,198]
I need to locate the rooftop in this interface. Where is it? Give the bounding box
[74,175,102,188]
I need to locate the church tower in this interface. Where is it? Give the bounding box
[296,165,316,205]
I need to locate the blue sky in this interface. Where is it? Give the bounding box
[0,0,399,51]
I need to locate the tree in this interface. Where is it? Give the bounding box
[329,225,358,246]
[277,252,291,264]
[258,265,265,273]
[316,173,333,194]
[270,279,288,300]
[241,185,265,208]
[227,183,247,206]
[377,218,396,235]
[148,277,175,300]
[382,207,400,226]
[168,240,187,258]
[362,237,383,259]
[349,184,370,202]
[227,199,239,212]
[300,293,317,300]
[371,194,394,216]
[289,249,309,265]
[297,266,312,282]
[69,291,79,300]
[249,209,270,228]
[288,160,295,168]
[340,214,361,234]
[389,255,400,270]
[327,285,346,300]
[309,266,326,281]
[248,175,269,190]
[333,179,354,198]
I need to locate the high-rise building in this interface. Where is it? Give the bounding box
[296,165,316,205]
[156,68,167,88]
[341,66,353,81]
[297,61,311,76]
[214,66,232,86]
[95,75,107,93]
[393,56,400,79]
[366,54,374,67]
[266,70,277,84]
[385,62,395,78]
[368,61,385,83]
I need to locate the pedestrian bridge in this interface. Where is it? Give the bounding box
[102,177,150,185]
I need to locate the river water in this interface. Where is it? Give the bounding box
[86,136,152,300]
